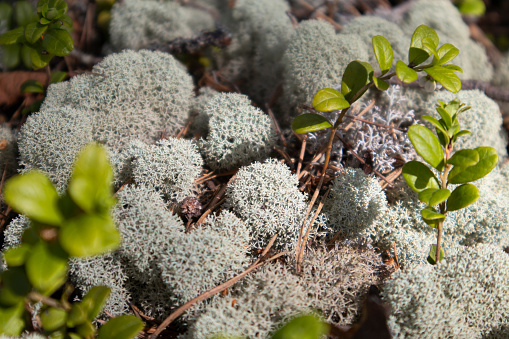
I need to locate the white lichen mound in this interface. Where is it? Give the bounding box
[18,106,93,191]
[384,244,509,338]
[127,138,203,203]
[323,168,388,238]
[199,93,276,171]
[185,262,310,339]
[281,20,369,124]
[109,0,214,51]
[226,159,323,250]
[299,239,383,326]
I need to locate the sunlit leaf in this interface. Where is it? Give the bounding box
[312,88,349,112]
[373,76,389,90]
[408,125,445,171]
[409,25,438,65]
[402,161,440,193]
[272,314,329,339]
[341,60,373,102]
[26,241,68,295]
[424,66,461,93]
[97,315,144,339]
[447,149,479,167]
[396,61,417,83]
[447,184,479,211]
[448,147,498,184]
[372,35,393,75]
[437,43,459,65]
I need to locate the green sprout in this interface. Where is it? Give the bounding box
[402,99,498,264]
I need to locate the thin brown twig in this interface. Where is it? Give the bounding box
[343,114,406,132]
[149,234,286,338]
[177,116,195,139]
[297,0,342,30]
[393,241,400,269]
[131,303,156,322]
[266,103,287,147]
[296,135,307,177]
[274,146,294,169]
[28,292,70,311]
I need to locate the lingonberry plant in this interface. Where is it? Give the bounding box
[402,99,498,264]
[0,143,143,338]
[291,24,465,271]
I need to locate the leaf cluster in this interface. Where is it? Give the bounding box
[402,99,498,263]
[0,0,73,69]
[0,143,142,338]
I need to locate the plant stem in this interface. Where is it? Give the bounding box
[436,145,453,263]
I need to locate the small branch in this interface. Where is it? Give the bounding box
[266,103,287,147]
[296,135,307,177]
[28,292,70,311]
[149,235,287,338]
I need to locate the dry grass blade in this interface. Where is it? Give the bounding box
[149,235,287,338]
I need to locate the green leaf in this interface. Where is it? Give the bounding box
[67,303,88,327]
[0,3,13,28]
[424,66,461,93]
[42,28,73,56]
[24,22,48,44]
[26,242,68,295]
[60,14,73,27]
[39,0,68,20]
[97,315,144,339]
[441,64,463,73]
[3,244,31,267]
[409,24,438,65]
[452,130,471,144]
[437,43,459,65]
[68,143,115,214]
[447,149,479,167]
[50,70,67,84]
[40,17,51,24]
[272,314,329,339]
[458,0,485,16]
[292,113,332,134]
[435,107,452,129]
[81,286,111,319]
[418,188,436,205]
[21,44,51,69]
[20,79,44,94]
[448,147,498,184]
[0,27,25,45]
[402,161,440,193]
[372,35,393,75]
[421,115,449,144]
[421,206,445,221]
[422,37,438,56]
[0,302,25,336]
[0,44,21,68]
[0,267,31,305]
[312,88,350,112]
[3,171,63,225]
[60,214,120,257]
[341,60,373,102]
[396,61,418,83]
[41,307,67,331]
[427,244,444,265]
[447,184,479,211]
[408,125,445,171]
[76,321,96,338]
[427,188,451,207]
[14,1,37,26]
[373,76,389,90]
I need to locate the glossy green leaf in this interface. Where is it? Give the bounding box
[447,184,479,211]
[437,43,459,65]
[435,107,452,129]
[372,35,393,75]
[0,267,31,305]
[421,115,449,144]
[447,149,479,167]
[3,244,31,267]
[408,125,445,171]
[41,307,67,331]
[458,0,485,16]
[402,161,440,193]
[76,322,96,338]
[14,1,37,26]
[452,130,471,144]
[312,88,349,112]
[0,27,25,45]
[68,143,115,214]
[448,147,498,184]
[60,14,73,27]
[25,22,48,44]
[428,244,444,265]
[373,76,389,90]
[428,188,451,207]
[3,171,63,225]
[67,303,88,327]
[38,0,68,20]
[21,79,44,94]
[422,37,437,55]
[441,64,463,73]
[292,113,332,134]
[396,61,418,83]
[341,60,373,102]
[421,206,445,221]
[50,70,67,84]
[418,188,436,205]
[26,242,68,295]
[0,3,13,28]
[97,315,144,339]
[40,17,51,24]
[424,66,461,93]
[21,44,51,69]
[409,24,438,65]
[81,286,111,319]
[60,214,120,257]
[272,314,329,339]
[1,44,21,68]
[0,302,25,336]
[42,28,73,56]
